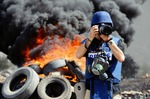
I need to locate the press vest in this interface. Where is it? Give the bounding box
[84,36,122,83]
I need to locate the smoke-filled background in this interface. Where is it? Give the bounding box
[0,0,149,77]
[126,0,150,76]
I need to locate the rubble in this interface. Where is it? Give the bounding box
[120,77,150,99]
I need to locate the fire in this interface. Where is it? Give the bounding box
[57,66,78,82]
[22,27,86,82]
[23,29,86,74]
[64,75,77,82]
[24,35,85,70]
[36,27,46,45]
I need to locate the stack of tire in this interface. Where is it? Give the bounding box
[1,59,75,99]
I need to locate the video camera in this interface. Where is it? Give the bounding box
[99,24,113,36]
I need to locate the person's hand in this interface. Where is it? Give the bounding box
[89,25,99,41]
[100,34,112,42]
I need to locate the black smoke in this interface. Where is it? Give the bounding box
[0,0,93,55]
[0,0,93,65]
[122,54,139,78]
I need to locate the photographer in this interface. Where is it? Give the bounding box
[76,11,125,99]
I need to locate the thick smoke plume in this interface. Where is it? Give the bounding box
[0,0,93,54]
[0,0,94,65]
[0,0,143,72]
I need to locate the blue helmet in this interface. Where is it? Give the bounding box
[91,11,113,27]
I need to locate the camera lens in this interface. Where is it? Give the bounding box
[99,24,112,35]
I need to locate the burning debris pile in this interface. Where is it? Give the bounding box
[4,0,91,69]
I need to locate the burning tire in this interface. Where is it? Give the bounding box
[28,64,42,74]
[37,74,72,99]
[2,67,40,99]
[43,58,66,76]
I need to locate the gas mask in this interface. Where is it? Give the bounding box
[89,50,110,80]
[99,24,113,36]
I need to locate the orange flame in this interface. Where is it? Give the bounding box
[23,34,86,70]
[22,28,86,82]
[24,35,85,70]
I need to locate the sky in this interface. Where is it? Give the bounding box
[126,0,150,76]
